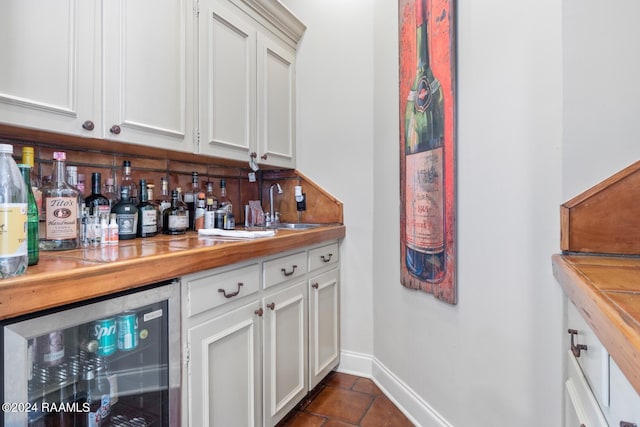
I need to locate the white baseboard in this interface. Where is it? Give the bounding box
[337,350,452,427]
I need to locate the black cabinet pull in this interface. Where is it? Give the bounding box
[568,329,587,358]
[281,265,297,276]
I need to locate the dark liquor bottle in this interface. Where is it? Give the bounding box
[184,171,201,230]
[40,152,81,251]
[163,189,188,235]
[111,187,138,240]
[137,179,159,237]
[119,160,138,204]
[155,177,172,232]
[18,164,39,265]
[85,172,111,218]
[404,0,445,283]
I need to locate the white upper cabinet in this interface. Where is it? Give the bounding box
[102,0,194,151]
[198,0,304,168]
[0,0,97,136]
[0,0,194,152]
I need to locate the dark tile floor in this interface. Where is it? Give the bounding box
[277,372,415,427]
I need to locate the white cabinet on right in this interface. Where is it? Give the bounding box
[198,0,305,168]
[564,298,640,427]
[308,243,340,390]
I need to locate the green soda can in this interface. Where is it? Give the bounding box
[93,317,117,356]
[117,311,138,351]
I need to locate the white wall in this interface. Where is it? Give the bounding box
[562,0,640,199]
[284,0,564,425]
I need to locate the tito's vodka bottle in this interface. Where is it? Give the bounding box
[40,152,81,250]
[404,0,445,283]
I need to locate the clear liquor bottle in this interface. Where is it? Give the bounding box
[137,179,159,237]
[103,177,118,209]
[184,171,201,230]
[404,0,446,284]
[205,181,219,210]
[111,187,138,240]
[40,152,81,251]
[219,179,232,213]
[85,172,111,218]
[163,189,188,235]
[0,144,28,277]
[18,164,39,266]
[119,160,138,204]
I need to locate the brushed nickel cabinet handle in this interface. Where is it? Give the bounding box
[281,265,297,276]
[568,329,587,358]
[218,282,243,298]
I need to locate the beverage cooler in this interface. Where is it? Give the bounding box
[1,280,181,427]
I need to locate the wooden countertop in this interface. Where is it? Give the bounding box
[0,225,345,321]
[552,253,640,395]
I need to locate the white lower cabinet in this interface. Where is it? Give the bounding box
[309,268,340,390]
[565,298,640,427]
[182,241,340,427]
[187,300,263,427]
[263,281,308,426]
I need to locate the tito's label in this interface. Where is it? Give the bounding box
[405,147,444,253]
[45,197,78,240]
[0,203,28,256]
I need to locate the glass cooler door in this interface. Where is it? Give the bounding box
[2,280,180,427]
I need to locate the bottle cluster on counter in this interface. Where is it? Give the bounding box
[2,148,240,266]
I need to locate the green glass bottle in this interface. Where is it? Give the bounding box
[18,164,39,265]
[404,0,445,283]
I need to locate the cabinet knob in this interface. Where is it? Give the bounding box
[250,152,257,158]
[110,124,122,135]
[82,120,95,131]
[311,283,319,289]
[261,154,268,160]
[267,302,275,310]
[620,422,637,427]
[255,308,264,317]
[281,265,297,277]
[568,329,588,358]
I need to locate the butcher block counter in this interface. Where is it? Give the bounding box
[0,225,345,321]
[553,253,640,395]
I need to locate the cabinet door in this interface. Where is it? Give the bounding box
[263,281,308,427]
[256,33,296,168]
[564,350,608,427]
[608,356,640,426]
[102,0,193,151]
[187,300,262,427]
[309,269,340,389]
[198,0,256,161]
[0,0,97,136]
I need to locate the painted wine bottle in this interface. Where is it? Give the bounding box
[404,0,445,283]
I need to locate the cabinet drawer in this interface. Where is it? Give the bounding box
[185,263,260,317]
[308,243,339,272]
[263,251,307,289]
[567,300,610,409]
[608,356,640,425]
[565,350,608,427]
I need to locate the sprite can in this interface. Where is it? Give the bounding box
[93,318,117,356]
[117,311,138,351]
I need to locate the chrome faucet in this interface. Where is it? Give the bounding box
[267,183,283,226]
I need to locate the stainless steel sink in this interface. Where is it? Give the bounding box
[274,223,323,230]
